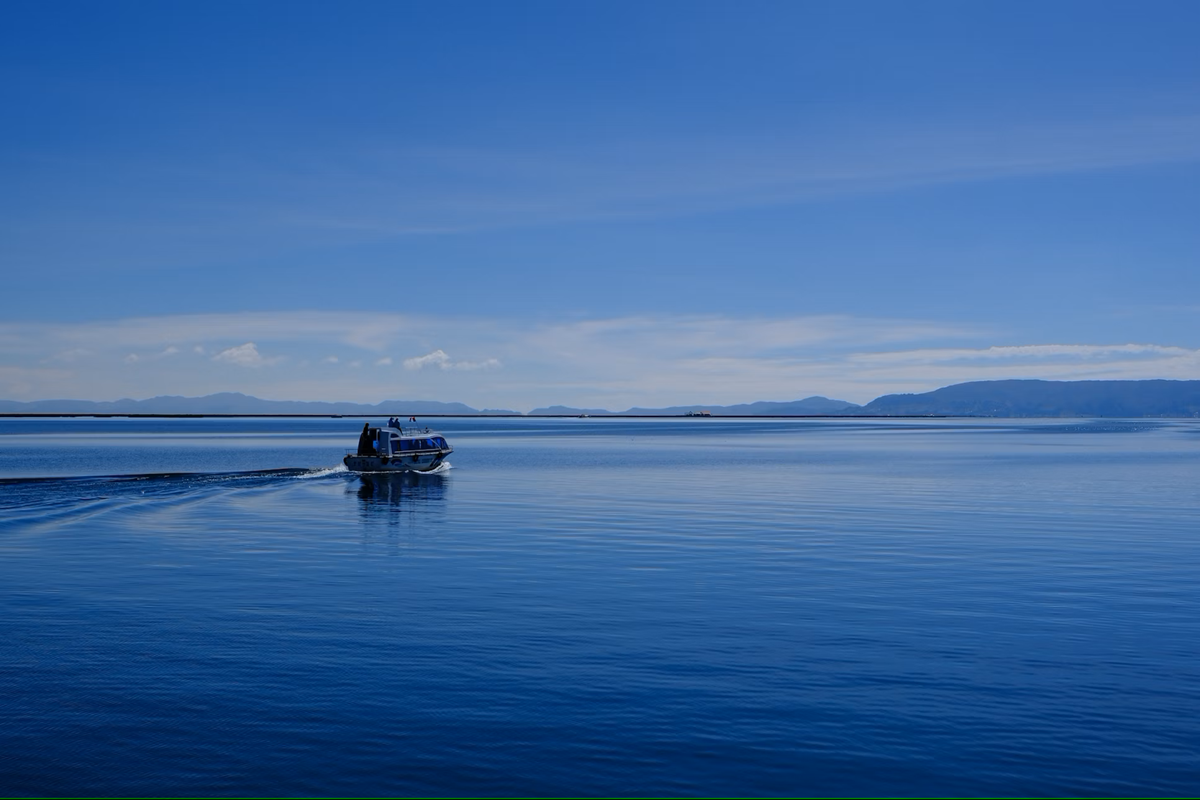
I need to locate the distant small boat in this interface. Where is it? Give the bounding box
[685,410,711,417]
[344,423,453,473]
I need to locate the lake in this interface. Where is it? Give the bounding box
[1,416,1198,796]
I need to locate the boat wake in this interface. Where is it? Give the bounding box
[295,464,351,479]
[0,465,352,487]
[1,462,454,528]
[0,465,356,517]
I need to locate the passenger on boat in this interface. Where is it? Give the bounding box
[357,423,375,455]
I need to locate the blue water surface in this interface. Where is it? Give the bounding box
[1,417,1198,796]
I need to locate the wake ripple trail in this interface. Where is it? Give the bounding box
[0,465,354,519]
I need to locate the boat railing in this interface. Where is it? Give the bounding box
[368,425,437,435]
[394,426,435,436]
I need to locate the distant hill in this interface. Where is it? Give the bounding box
[527,396,861,416]
[857,379,1200,417]
[0,393,518,416]
[530,405,617,416]
[7,381,1200,417]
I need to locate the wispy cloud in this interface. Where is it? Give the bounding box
[835,343,1200,390]
[8,109,1200,270]
[48,348,90,363]
[3,311,1199,408]
[453,358,502,371]
[404,349,450,370]
[212,342,278,367]
[241,111,1200,239]
[404,349,501,371]
[0,365,75,400]
[181,111,1200,246]
[850,343,1192,366]
[120,345,181,365]
[0,312,413,353]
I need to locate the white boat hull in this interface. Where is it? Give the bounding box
[343,452,448,473]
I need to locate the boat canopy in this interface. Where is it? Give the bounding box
[374,428,449,456]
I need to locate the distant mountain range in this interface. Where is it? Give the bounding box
[0,393,518,416]
[4,380,1200,417]
[854,379,1200,417]
[527,397,861,416]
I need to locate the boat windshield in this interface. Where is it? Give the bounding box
[387,436,449,451]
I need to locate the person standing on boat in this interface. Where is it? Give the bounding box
[357,422,374,455]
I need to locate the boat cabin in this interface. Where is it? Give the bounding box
[373,426,450,457]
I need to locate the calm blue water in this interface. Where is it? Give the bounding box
[1,417,1198,796]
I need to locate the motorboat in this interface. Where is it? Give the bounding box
[343,422,453,473]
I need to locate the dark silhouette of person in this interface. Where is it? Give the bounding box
[357,422,374,456]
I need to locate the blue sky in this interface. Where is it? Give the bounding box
[3,1,1199,409]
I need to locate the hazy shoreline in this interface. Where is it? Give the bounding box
[0,412,931,419]
[5,412,1192,419]
[4,379,1200,418]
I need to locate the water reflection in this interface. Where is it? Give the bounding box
[354,470,448,510]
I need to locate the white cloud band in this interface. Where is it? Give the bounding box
[2,311,1198,408]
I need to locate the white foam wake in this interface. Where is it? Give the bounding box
[297,464,350,479]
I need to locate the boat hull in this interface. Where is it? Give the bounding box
[343,452,448,473]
